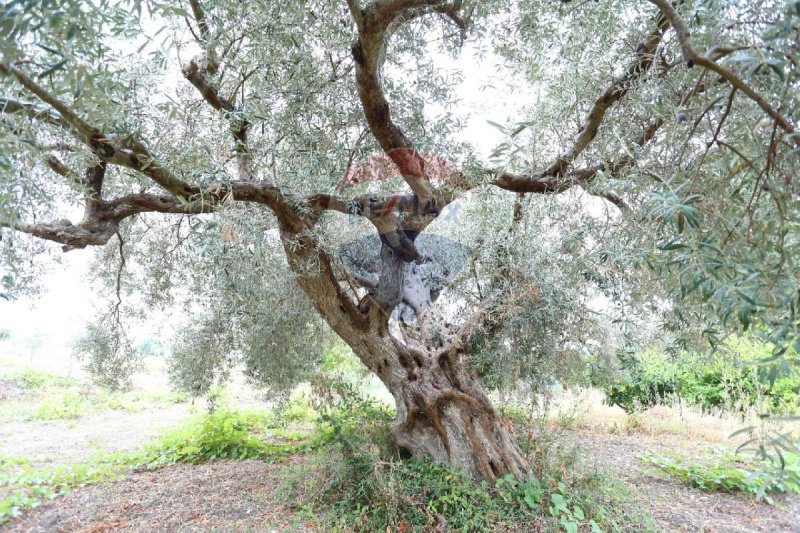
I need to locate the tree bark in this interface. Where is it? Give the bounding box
[380,342,531,483]
[280,226,530,484]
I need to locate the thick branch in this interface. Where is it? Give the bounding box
[188,0,211,41]
[181,42,252,180]
[351,0,459,201]
[0,63,96,139]
[2,62,199,199]
[0,96,70,129]
[307,190,451,223]
[182,59,232,111]
[647,0,796,140]
[493,9,669,196]
[0,178,305,251]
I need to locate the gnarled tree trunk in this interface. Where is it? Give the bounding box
[281,226,530,483]
[379,342,530,483]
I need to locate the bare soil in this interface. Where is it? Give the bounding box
[5,460,312,533]
[567,429,800,533]
[0,405,191,464]
[2,410,799,532]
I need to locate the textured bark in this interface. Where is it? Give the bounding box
[384,343,531,483]
[279,224,530,483]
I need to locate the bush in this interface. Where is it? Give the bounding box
[281,380,650,532]
[604,343,800,415]
[144,409,308,467]
[604,363,679,414]
[8,369,77,391]
[0,329,9,341]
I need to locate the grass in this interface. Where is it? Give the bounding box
[0,408,320,525]
[0,352,794,531]
[0,451,144,524]
[536,388,748,443]
[277,383,657,532]
[641,450,800,504]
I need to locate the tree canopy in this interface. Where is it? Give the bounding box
[1,0,798,480]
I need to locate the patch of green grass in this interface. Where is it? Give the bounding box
[0,408,318,525]
[641,451,800,503]
[6,368,77,391]
[30,391,92,420]
[144,409,312,466]
[0,451,146,525]
[0,372,189,423]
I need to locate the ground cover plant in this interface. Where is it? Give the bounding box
[2,0,800,530]
[0,406,318,525]
[641,451,800,504]
[0,367,187,422]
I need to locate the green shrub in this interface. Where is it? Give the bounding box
[604,364,679,414]
[604,342,800,415]
[8,369,77,391]
[282,380,652,532]
[144,409,313,467]
[275,390,317,423]
[320,341,366,377]
[32,391,91,420]
[0,329,9,341]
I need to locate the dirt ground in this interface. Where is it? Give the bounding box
[4,425,799,532]
[0,405,191,464]
[5,460,312,532]
[568,430,800,533]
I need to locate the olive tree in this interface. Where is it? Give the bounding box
[1,0,798,482]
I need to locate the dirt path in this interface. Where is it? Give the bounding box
[0,405,191,463]
[567,430,800,533]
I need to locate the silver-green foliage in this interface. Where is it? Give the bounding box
[1,0,799,400]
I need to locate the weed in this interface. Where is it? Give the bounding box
[275,390,317,424]
[641,450,800,503]
[0,452,145,525]
[7,369,77,391]
[280,381,654,532]
[0,376,189,423]
[0,408,318,525]
[144,409,310,467]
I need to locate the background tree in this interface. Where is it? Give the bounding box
[1,0,798,482]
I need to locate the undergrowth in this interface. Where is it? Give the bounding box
[642,450,800,504]
[281,381,655,532]
[144,408,317,467]
[0,379,658,531]
[0,451,143,525]
[0,408,318,525]
[0,367,187,422]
